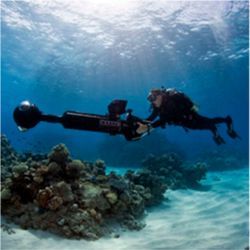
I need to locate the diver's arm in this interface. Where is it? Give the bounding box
[150,119,163,128]
[136,108,163,133]
[146,108,159,122]
[146,108,167,128]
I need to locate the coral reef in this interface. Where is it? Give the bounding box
[48,144,70,164]
[1,135,20,180]
[1,134,47,181]
[1,135,206,240]
[1,141,159,239]
[196,149,248,171]
[141,153,207,189]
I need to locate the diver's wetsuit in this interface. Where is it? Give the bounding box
[146,90,236,144]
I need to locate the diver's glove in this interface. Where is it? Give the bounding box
[136,122,153,135]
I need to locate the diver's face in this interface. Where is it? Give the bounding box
[152,95,163,108]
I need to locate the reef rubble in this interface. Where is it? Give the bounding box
[1,134,207,240]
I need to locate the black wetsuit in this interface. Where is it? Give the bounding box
[146,89,232,143]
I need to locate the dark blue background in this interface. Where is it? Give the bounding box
[1,1,248,163]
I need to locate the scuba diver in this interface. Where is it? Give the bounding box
[136,88,240,145]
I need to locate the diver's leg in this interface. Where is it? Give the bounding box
[211,127,226,145]
[183,114,226,145]
[210,117,227,124]
[225,116,240,139]
[211,116,240,139]
[207,121,226,145]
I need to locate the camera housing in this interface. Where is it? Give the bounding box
[107,100,127,120]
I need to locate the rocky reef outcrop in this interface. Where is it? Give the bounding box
[1,135,207,240]
[140,153,207,189]
[1,135,20,180]
[196,149,248,171]
[1,135,46,181]
[1,141,161,239]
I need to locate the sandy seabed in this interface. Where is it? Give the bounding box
[1,167,249,250]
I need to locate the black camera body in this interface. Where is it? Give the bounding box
[13,100,147,141]
[108,99,127,120]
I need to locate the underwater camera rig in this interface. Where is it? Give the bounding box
[13,100,149,141]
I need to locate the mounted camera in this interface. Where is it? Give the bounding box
[13,99,149,141]
[107,99,127,120]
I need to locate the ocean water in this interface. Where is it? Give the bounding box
[1,0,249,249]
[2,0,249,159]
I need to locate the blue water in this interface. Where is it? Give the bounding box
[1,1,249,161]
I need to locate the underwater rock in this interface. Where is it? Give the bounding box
[112,233,120,238]
[122,214,146,230]
[197,149,248,171]
[183,162,207,187]
[128,190,145,217]
[1,136,206,240]
[89,159,106,176]
[48,144,70,164]
[125,169,167,206]
[1,134,47,182]
[96,175,108,182]
[12,163,29,176]
[35,187,54,208]
[36,165,49,175]
[141,153,207,190]
[53,181,74,202]
[1,134,20,168]
[33,175,44,184]
[95,159,105,169]
[109,179,129,192]
[108,173,129,192]
[1,188,12,200]
[105,191,118,205]
[47,196,63,211]
[19,152,47,163]
[79,182,110,211]
[48,162,61,175]
[32,165,50,184]
[66,160,85,178]
[1,224,15,235]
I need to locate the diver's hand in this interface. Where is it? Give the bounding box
[136,122,152,134]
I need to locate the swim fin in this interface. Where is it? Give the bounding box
[227,128,241,139]
[226,116,241,139]
[213,134,226,145]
